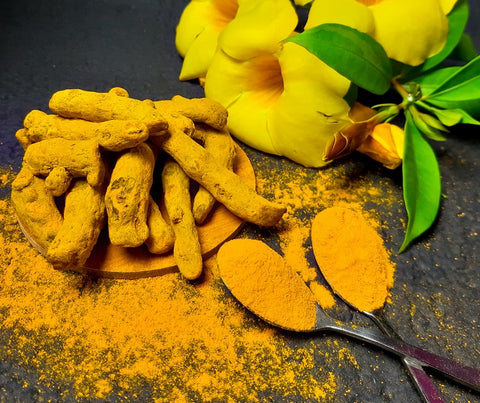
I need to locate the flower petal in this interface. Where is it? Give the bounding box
[305,0,375,34]
[175,0,216,57]
[219,0,298,60]
[205,49,278,153]
[370,0,449,65]
[440,0,458,14]
[270,42,352,167]
[179,28,220,81]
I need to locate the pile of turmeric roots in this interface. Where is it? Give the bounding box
[11,88,285,280]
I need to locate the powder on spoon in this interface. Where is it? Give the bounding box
[217,238,318,332]
[311,207,395,313]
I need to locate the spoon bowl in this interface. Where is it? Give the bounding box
[310,207,444,402]
[217,239,480,392]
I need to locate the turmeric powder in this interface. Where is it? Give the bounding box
[311,207,395,313]
[0,188,339,401]
[217,238,318,332]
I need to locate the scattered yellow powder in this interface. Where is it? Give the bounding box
[1,153,400,401]
[0,170,337,401]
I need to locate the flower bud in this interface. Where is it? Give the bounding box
[357,123,404,169]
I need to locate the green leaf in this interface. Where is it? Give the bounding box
[449,33,479,62]
[419,103,480,126]
[410,107,447,141]
[429,56,480,95]
[399,112,442,252]
[285,23,392,95]
[412,66,460,96]
[424,56,480,116]
[405,0,470,77]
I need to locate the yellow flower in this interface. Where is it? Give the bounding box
[204,3,375,168]
[357,123,405,169]
[305,0,456,66]
[175,0,239,81]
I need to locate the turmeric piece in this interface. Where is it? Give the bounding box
[105,143,155,247]
[192,124,236,225]
[11,166,64,250]
[154,95,228,131]
[23,110,149,151]
[145,195,175,255]
[46,179,106,271]
[162,159,203,280]
[15,128,30,150]
[152,127,286,227]
[49,88,168,133]
[45,166,72,197]
[23,138,106,187]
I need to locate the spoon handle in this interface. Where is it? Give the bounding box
[324,323,480,391]
[363,311,444,403]
[403,357,445,402]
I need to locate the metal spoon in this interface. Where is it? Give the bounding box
[310,208,444,402]
[216,239,480,393]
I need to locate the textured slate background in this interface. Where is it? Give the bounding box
[1,1,479,402]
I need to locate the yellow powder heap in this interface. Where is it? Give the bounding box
[1,171,337,401]
[217,239,318,332]
[311,207,395,313]
[1,150,400,401]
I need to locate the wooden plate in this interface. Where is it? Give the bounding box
[18,144,255,279]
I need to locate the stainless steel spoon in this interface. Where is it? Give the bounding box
[310,208,444,402]
[363,310,444,402]
[217,239,480,393]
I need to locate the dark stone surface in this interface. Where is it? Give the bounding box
[1,1,479,402]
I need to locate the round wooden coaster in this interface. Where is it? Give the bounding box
[18,144,255,279]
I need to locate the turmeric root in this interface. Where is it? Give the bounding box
[145,195,175,255]
[154,95,227,131]
[49,88,168,133]
[23,110,149,151]
[46,179,106,271]
[15,128,30,150]
[162,159,203,280]
[23,138,105,187]
[152,128,286,227]
[192,125,236,225]
[105,142,155,247]
[45,166,72,196]
[11,166,63,250]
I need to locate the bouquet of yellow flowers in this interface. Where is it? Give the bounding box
[175,0,479,251]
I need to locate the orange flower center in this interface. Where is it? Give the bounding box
[209,0,239,30]
[247,53,284,106]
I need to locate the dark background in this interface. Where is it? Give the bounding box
[1,1,479,402]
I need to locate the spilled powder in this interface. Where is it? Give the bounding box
[254,158,399,311]
[0,175,336,401]
[0,153,399,401]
